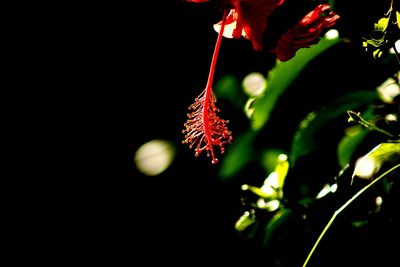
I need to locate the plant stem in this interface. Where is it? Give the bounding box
[347,110,394,138]
[302,163,400,267]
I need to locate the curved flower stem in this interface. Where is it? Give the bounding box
[302,163,400,267]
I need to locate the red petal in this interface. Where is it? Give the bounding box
[214,9,243,39]
[213,0,284,51]
[273,4,340,61]
[238,0,285,51]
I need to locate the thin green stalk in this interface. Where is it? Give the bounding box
[302,163,400,267]
[347,110,394,138]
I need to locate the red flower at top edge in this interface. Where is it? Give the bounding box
[214,0,285,51]
[188,0,285,51]
[273,4,340,61]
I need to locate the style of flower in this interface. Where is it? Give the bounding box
[272,4,340,61]
[183,11,233,164]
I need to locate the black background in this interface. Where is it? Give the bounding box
[55,0,398,265]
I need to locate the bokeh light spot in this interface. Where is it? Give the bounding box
[134,139,176,176]
[375,196,383,207]
[377,77,400,103]
[242,72,267,96]
[324,29,339,40]
[353,156,376,179]
[385,114,397,122]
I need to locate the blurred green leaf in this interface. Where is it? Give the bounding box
[219,131,257,179]
[274,154,289,189]
[242,184,272,199]
[214,74,245,109]
[238,220,259,240]
[397,11,400,29]
[235,210,256,232]
[353,141,400,179]
[260,149,286,174]
[338,107,375,168]
[352,220,368,228]
[337,127,368,168]
[375,17,389,32]
[251,38,341,130]
[259,154,289,198]
[263,208,293,245]
[259,199,281,212]
[290,91,379,166]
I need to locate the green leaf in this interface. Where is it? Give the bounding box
[290,91,379,166]
[242,154,289,200]
[214,74,245,109]
[235,210,256,232]
[241,184,272,199]
[365,39,383,47]
[353,141,400,179]
[337,127,368,168]
[251,38,341,130]
[374,17,389,32]
[373,49,383,59]
[260,149,286,174]
[264,153,289,190]
[219,130,257,179]
[351,220,368,228]
[263,208,293,245]
[397,11,400,29]
[259,199,281,212]
[338,107,374,168]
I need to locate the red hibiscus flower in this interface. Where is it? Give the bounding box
[188,0,285,51]
[183,1,339,164]
[273,4,340,61]
[213,0,285,51]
